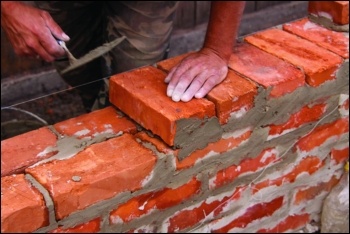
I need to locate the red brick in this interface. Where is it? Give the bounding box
[213,196,284,233]
[296,117,349,152]
[54,106,137,139]
[253,156,324,193]
[308,1,349,25]
[110,178,201,224]
[229,42,305,98]
[244,28,343,87]
[49,218,101,233]
[1,127,58,177]
[268,103,327,139]
[135,131,176,155]
[294,175,339,205]
[206,69,257,124]
[156,52,194,73]
[331,147,349,163]
[211,148,279,189]
[25,133,157,220]
[283,18,349,59]
[167,186,244,232]
[257,213,310,233]
[109,66,216,146]
[1,174,49,233]
[177,130,252,170]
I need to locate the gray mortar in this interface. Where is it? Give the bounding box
[175,116,223,160]
[309,14,349,32]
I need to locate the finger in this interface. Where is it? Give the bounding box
[180,72,208,102]
[194,75,223,99]
[164,66,176,83]
[166,65,188,98]
[41,11,70,41]
[170,68,198,102]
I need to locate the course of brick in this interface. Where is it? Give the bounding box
[1,2,349,233]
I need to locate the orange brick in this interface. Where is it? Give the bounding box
[211,148,279,189]
[206,69,258,124]
[167,186,244,233]
[110,178,201,224]
[257,213,310,233]
[229,42,305,98]
[253,156,324,193]
[268,103,327,139]
[294,175,339,205]
[296,117,349,152]
[25,133,157,220]
[244,28,343,87]
[331,147,349,163]
[156,52,194,73]
[49,218,101,233]
[1,127,58,177]
[1,174,49,233]
[109,66,217,146]
[308,1,349,25]
[213,196,284,232]
[54,106,137,139]
[283,18,349,59]
[176,130,252,170]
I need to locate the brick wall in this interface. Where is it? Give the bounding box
[1,2,349,233]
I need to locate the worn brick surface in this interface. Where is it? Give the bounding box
[26,134,157,220]
[229,42,305,98]
[1,127,58,177]
[244,28,343,87]
[109,66,216,146]
[308,1,349,25]
[283,18,349,59]
[296,117,349,152]
[54,106,137,139]
[156,52,194,73]
[109,178,201,224]
[1,174,49,233]
[206,69,257,124]
[257,213,310,233]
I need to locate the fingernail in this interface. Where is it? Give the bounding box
[62,33,70,41]
[172,94,180,102]
[167,89,173,97]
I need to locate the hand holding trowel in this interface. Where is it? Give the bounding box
[57,36,126,75]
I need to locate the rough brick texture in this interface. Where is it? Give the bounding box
[1,3,349,233]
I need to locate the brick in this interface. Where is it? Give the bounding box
[109,178,201,224]
[257,213,310,233]
[308,1,349,25]
[210,148,278,189]
[229,42,305,98]
[1,127,58,177]
[268,103,327,140]
[54,106,137,139]
[135,131,176,155]
[244,28,343,87]
[283,18,349,59]
[156,52,194,73]
[296,117,349,152]
[213,196,284,232]
[176,130,252,170]
[293,175,339,205]
[167,186,244,233]
[109,66,217,147]
[1,174,49,233]
[49,218,101,233]
[331,147,349,163]
[206,69,258,124]
[25,133,157,220]
[253,156,324,193]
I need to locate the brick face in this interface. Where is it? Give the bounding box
[308,1,349,25]
[1,174,49,233]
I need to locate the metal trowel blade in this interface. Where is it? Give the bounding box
[61,36,126,74]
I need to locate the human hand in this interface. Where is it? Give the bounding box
[1,1,69,62]
[164,48,228,102]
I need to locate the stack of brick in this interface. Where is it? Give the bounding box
[1,1,349,233]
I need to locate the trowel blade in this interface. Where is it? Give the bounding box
[61,36,126,74]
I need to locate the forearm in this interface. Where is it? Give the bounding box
[203,1,245,62]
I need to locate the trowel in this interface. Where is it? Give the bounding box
[58,36,126,74]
